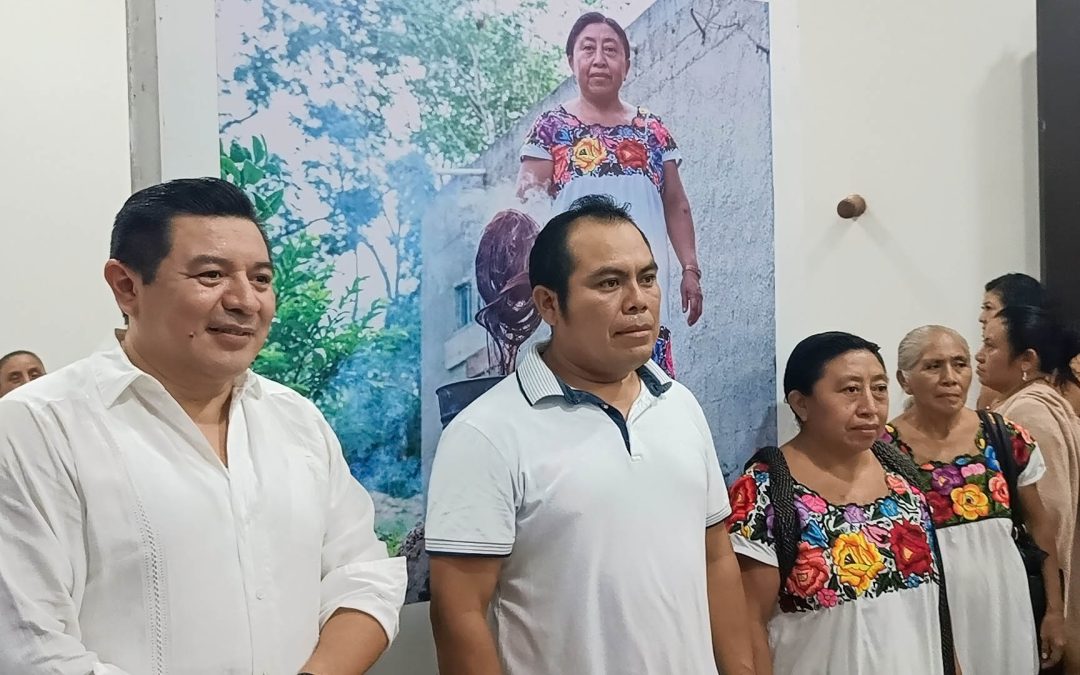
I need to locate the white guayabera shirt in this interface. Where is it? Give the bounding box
[0,342,406,675]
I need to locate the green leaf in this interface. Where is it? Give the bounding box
[229,140,248,163]
[265,189,284,216]
[241,162,265,185]
[220,156,240,182]
[253,193,269,214]
[253,135,267,164]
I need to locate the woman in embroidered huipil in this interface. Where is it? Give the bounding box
[729,332,948,674]
[516,12,702,376]
[885,325,1066,674]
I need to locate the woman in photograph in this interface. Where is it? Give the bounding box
[516,12,702,375]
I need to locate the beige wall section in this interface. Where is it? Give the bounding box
[0,0,131,368]
[770,0,1040,440]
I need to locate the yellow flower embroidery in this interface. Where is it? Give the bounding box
[831,532,885,595]
[571,137,607,173]
[951,484,990,520]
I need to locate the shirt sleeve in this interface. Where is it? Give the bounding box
[0,400,134,674]
[315,411,407,641]
[648,114,682,165]
[1002,418,1046,486]
[727,465,778,568]
[425,419,518,556]
[682,395,731,527]
[520,110,555,161]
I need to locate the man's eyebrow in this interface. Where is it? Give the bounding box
[187,255,230,267]
[186,255,273,272]
[586,266,629,279]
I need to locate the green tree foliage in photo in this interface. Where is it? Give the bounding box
[218,0,565,519]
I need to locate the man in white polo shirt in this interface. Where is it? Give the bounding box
[426,194,756,674]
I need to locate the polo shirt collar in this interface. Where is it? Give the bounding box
[515,341,672,406]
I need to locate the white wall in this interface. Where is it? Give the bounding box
[0,0,131,367]
[770,0,1040,440]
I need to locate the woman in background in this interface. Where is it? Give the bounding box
[978,304,1080,673]
[516,12,702,375]
[977,273,1080,416]
[885,324,1065,673]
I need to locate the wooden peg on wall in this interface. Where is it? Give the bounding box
[837,194,867,219]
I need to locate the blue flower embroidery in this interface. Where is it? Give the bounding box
[803,520,829,548]
[879,497,900,518]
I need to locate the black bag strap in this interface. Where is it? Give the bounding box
[977,410,1025,528]
[871,440,956,675]
[749,442,955,675]
[745,446,800,586]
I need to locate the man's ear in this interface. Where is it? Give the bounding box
[104,259,142,320]
[532,285,561,328]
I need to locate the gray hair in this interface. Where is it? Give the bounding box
[897,325,970,374]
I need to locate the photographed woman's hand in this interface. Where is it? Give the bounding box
[681,269,703,326]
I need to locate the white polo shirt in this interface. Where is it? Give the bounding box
[426,342,731,675]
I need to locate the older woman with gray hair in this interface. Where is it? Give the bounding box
[881,325,1067,674]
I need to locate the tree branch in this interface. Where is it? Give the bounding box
[220,109,259,133]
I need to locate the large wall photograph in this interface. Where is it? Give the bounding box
[216,0,775,602]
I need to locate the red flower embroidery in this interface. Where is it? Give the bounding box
[728,474,757,525]
[614,139,648,170]
[889,521,933,578]
[989,473,1010,507]
[925,490,953,527]
[648,118,672,149]
[1011,430,1032,466]
[785,542,830,598]
[551,145,571,189]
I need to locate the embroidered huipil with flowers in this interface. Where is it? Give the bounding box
[881,421,1038,530]
[521,106,682,375]
[727,460,948,674]
[880,420,1046,675]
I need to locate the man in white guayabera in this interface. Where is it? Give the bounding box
[0,178,405,674]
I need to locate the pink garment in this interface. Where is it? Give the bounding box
[996,381,1080,673]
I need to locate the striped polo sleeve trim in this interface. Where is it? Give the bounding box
[706,504,732,528]
[426,538,514,556]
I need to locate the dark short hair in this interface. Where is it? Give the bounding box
[783,332,886,398]
[110,177,265,283]
[984,273,1045,309]
[995,304,1080,389]
[565,12,631,64]
[528,194,649,312]
[0,350,42,371]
